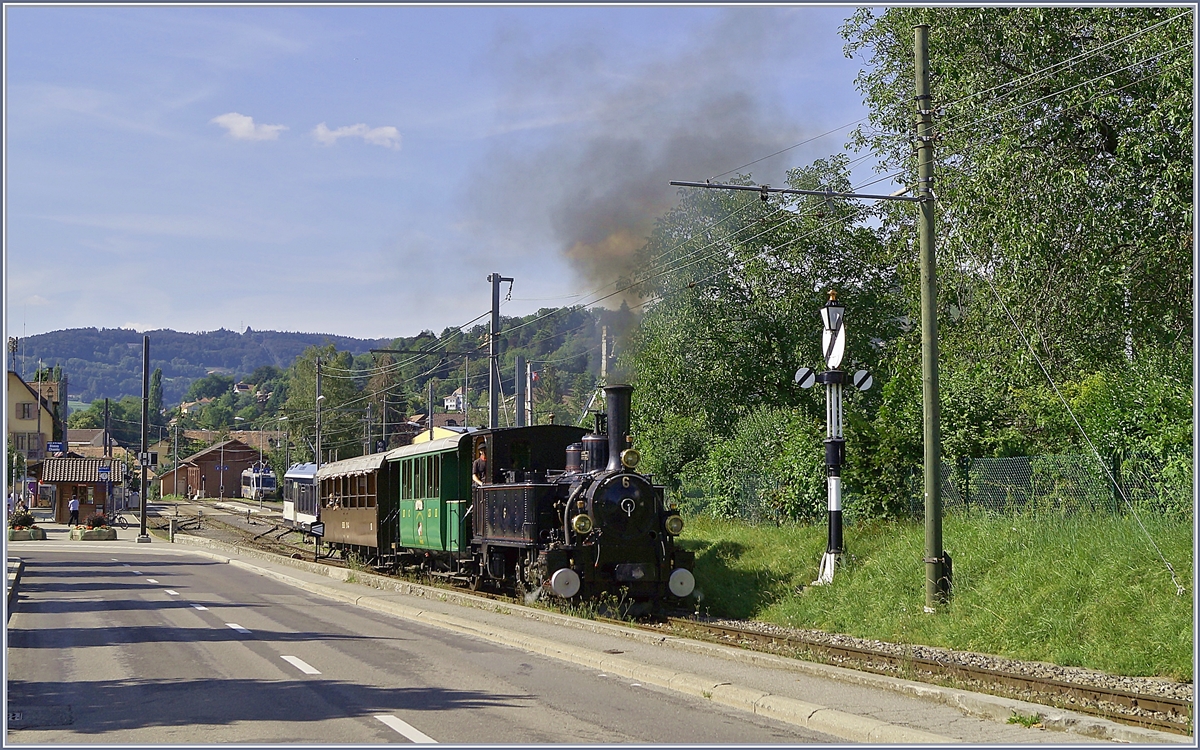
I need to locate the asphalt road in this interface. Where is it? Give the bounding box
[7,544,837,744]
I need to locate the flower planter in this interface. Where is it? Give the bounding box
[7,528,46,541]
[70,528,118,541]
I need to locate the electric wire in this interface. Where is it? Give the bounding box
[939,10,1191,113]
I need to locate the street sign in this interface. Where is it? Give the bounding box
[139,452,159,466]
[215,464,228,471]
[794,367,816,389]
[47,441,65,453]
[853,370,873,391]
[822,321,846,369]
[97,466,111,477]
[309,522,325,538]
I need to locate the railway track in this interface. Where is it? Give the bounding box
[169,505,1192,737]
[660,617,1192,736]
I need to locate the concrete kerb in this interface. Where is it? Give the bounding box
[7,557,24,609]
[167,534,1189,745]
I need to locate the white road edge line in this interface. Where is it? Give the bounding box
[165,590,179,595]
[375,715,436,744]
[281,655,321,675]
[226,623,251,634]
[192,604,208,610]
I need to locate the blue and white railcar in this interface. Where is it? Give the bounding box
[282,462,319,532]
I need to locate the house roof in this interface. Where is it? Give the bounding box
[40,457,127,483]
[182,439,259,463]
[68,428,111,446]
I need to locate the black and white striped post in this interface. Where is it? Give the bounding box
[796,290,871,585]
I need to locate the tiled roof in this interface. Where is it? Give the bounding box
[40,458,127,483]
[183,439,257,462]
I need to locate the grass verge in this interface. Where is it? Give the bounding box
[678,512,1193,680]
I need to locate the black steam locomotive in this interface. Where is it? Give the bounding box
[312,384,695,605]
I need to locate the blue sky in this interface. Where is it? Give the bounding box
[5,4,884,341]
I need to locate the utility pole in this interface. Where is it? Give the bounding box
[315,357,323,470]
[173,416,179,499]
[427,378,435,441]
[104,399,111,458]
[487,273,513,429]
[667,25,946,606]
[601,325,609,381]
[526,361,534,425]
[514,354,526,427]
[60,373,69,448]
[463,354,469,428]
[137,336,150,542]
[916,23,948,610]
[364,402,372,454]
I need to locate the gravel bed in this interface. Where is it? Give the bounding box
[677,616,1192,729]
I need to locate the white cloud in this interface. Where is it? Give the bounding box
[313,122,401,150]
[211,112,287,141]
[25,295,51,306]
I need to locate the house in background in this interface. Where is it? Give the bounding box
[443,387,464,412]
[159,439,259,500]
[7,370,58,465]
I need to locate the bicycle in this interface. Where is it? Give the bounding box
[106,509,130,530]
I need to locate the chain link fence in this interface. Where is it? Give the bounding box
[907,452,1192,520]
[677,451,1191,523]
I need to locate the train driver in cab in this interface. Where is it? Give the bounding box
[472,445,488,487]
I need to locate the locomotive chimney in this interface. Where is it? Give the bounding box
[605,384,633,472]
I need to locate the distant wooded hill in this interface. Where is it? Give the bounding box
[15,327,393,406]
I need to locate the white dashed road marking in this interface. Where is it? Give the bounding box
[146,578,159,583]
[281,656,321,675]
[132,570,141,574]
[191,604,208,611]
[375,715,436,743]
[226,623,251,634]
[165,590,179,595]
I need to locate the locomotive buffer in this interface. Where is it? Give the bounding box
[796,290,871,585]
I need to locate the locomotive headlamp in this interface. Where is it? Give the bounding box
[571,514,594,535]
[620,448,641,469]
[664,514,684,536]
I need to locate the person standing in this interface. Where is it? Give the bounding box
[68,494,80,526]
[6,492,14,517]
[472,446,488,487]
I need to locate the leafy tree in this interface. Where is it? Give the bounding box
[842,7,1191,376]
[282,345,364,464]
[149,368,164,426]
[186,372,234,401]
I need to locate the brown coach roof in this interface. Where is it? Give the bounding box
[40,457,127,483]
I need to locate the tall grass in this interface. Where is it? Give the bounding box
[679,513,1193,681]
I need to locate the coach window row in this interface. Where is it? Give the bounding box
[401,454,441,500]
[322,473,377,508]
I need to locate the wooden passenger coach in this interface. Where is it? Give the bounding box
[317,453,391,556]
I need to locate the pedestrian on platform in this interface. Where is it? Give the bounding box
[68,495,80,526]
[6,492,14,516]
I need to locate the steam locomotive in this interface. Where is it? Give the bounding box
[309,384,695,604]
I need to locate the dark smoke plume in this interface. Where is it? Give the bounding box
[468,8,829,302]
